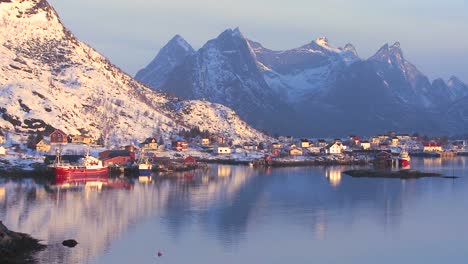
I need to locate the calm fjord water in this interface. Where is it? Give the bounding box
[1,157,467,264]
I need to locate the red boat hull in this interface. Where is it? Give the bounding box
[399,159,410,167]
[54,167,109,185]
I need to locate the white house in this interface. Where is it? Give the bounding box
[326,142,345,154]
[308,147,322,154]
[214,144,231,155]
[0,146,5,156]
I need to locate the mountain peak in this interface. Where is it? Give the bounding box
[167,34,194,53]
[134,34,195,87]
[233,27,242,36]
[342,43,358,54]
[370,41,404,65]
[1,0,59,21]
[447,76,467,88]
[449,75,462,83]
[315,37,329,45]
[218,27,246,40]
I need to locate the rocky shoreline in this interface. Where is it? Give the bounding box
[0,222,46,263]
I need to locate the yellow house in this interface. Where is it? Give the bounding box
[391,137,399,147]
[142,138,158,150]
[201,138,210,145]
[36,140,51,152]
[271,142,282,149]
[0,135,5,144]
[71,135,93,144]
[300,140,310,148]
[0,146,5,156]
[289,147,303,156]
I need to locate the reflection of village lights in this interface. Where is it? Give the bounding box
[85,181,103,191]
[138,176,152,183]
[423,158,442,167]
[314,209,327,240]
[35,188,47,200]
[202,175,209,184]
[217,165,232,177]
[0,187,5,202]
[325,168,342,187]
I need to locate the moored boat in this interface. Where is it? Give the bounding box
[398,151,411,167]
[138,162,152,176]
[53,151,109,184]
[136,150,153,176]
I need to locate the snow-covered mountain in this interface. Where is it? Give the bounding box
[144,28,294,134]
[251,37,360,104]
[0,0,269,145]
[138,28,468,136]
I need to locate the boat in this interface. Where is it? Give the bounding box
[398,150,411,167]
[53,150,109,184]
[137,151,153,176]
[138,162,152,176]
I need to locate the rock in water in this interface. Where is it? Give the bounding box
[62,239,78,248]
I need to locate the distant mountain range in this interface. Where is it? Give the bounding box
[136,28,468,137]
[0,1,269,145]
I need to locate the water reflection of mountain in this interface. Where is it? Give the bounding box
[0,179,171,264]
[0,161,464,263]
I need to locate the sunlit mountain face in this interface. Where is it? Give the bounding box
[0,0,268,145]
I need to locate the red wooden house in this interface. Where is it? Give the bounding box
[184,156,196,164]
[50,129,68,145]
[172,141,188,151]
[103,156,133,167]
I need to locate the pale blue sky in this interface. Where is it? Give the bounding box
[49,0,468,82]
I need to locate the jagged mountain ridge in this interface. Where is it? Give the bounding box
[137,28,468,136]
[0,0,270,145]
[154,28,295,133]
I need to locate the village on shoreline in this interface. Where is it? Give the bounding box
[0,128,466,176]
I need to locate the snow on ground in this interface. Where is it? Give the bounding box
[177,100,272,145]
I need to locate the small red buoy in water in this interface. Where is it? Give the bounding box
[157,251,163,257]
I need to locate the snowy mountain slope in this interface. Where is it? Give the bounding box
[303,60,443,136]
[176,100,271,144]
[250,37,359,104]
[0,0,268,144]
